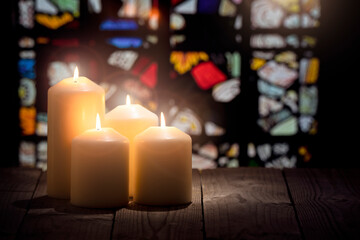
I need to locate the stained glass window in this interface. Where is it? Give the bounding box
[14,0,321,169]
[249,0,320,168]
[16,0,162,169]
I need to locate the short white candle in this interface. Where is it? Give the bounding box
[71,114,129,208]
[133,113,192,206]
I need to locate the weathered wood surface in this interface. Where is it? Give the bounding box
[112,169,203,240]
[17,172,115,240]
[284,168,360,240]
[0,191,33,239]
[0,167,360,240]
[0,168,40,240]
[0,168,41,192]
[202,168,301,240]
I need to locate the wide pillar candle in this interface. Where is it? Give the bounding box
[105,96,158,197]
[47,68,105,199]
[71,116,129,208]
[133,113,192,205]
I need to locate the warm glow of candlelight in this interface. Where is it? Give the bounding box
[149,8,159,20]
[96,113,101,131]
[73,66,79,83]
[126,94,131,105]
[160,112,166,127]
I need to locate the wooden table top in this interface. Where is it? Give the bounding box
[0,167,359,239]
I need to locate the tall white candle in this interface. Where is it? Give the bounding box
[47,67,105,199]
[133,113,192,205]
[105,95,158,197]
[71,114,129,208]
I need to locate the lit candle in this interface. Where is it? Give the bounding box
[71,114,129,208]
[133,113,192,205]
[105,95,158,197]
[47,67,105,199]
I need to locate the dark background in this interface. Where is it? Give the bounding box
[318,1,360,167]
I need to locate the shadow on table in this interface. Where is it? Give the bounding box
[13,196,117,215]
[126,201,191,212]
[13,196,191,214]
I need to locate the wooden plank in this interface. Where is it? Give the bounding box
[17,172,115,240]
[284,168,360,240]
[112,169,203,240]
[0,168,40,239]
[202,168,301,239]
[0,191,33,239]
[0,168,41,192]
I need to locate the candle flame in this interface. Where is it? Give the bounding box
[96,113,101,131]
[160,112,166,127]
[73,66,79,83]
[126,94,131,105]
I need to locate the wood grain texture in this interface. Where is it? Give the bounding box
[17,172,115,240]
[112,169,203,240]
[284,168,360,240]
[1,167,359,240]
[0,191,33,239]
[0,168,41,192]
[202,168,300,240]
[0,168,40,239]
